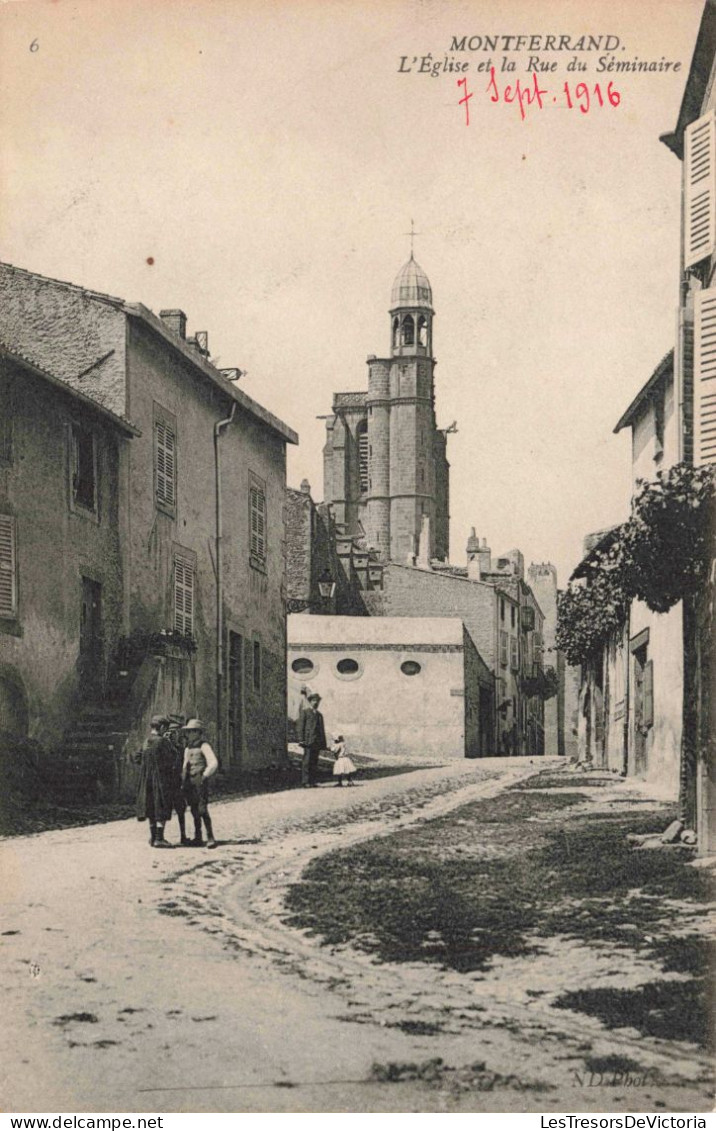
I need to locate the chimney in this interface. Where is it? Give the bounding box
[467,527,481,581]
[159,309,187,340]
[478,538,491,576]
[185,331,209,358]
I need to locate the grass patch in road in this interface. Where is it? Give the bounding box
[284,785,711,1045]
[555,980,712,1049]
[369,1057,554,1094]
[582,1054,648,1076]
[284,790,591,972]
[515,774,616,790]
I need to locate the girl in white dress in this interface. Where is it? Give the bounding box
[331,735,356,786]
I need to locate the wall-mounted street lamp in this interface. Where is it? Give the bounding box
[318,570,337,600]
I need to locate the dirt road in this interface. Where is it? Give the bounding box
[1,757,711,1113]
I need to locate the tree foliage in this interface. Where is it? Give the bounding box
[618,463,715,614]
[556,463,715,666]
[521,665,560,700]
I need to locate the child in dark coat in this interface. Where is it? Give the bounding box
[132,714,175,848]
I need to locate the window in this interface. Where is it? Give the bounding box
[500,630,508,667]
[250,474,267,569]
[0,514,17,619]
[654,388,665,459]
[500,598,505,622]
[357,423,369,494]
[401,315,415,346]
[510,636,519,671]
[155,418,176,510]
[417,315,428,347]
[400,660,422,676]
[253,640,261,692]
[335,656,363,680]
[174,556,194,635]
[510,604,516,629]
[392,317,400,349]
[71,424,97,512]
[291,657,314,676]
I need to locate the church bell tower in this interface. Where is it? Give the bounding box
[322,241,451,565]
[364,252,448,563]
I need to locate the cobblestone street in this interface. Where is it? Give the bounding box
[1,758,712,1113]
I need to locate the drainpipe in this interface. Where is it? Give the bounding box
[214,401,237,759]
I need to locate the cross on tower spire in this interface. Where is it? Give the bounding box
[405,219,420,258]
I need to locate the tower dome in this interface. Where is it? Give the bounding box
[390,255,433,309]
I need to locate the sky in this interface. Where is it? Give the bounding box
[0,0,703,586]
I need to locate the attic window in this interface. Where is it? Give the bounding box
[292,657,314,676]
[400,660,422,676]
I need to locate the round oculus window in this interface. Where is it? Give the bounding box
[291,657,315,676]
[400,660,422,676]
[336,658,360,675]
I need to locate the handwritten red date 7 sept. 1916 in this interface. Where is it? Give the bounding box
[458,67,621,123]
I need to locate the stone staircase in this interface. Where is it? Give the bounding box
[50,704,131,802]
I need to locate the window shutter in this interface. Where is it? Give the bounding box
[643,660,654,728]
[250,481,266,562]
[510,636,519,671]
[155,421,176,506]
[174,557,194,635]
[0,515,17,618]
[684,110,716,269]
[694,287,716,465]
[500,630,508,667]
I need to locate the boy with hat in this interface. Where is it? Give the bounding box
[182,719,219,848]
[132,714,175,848]
[297,692,326,787]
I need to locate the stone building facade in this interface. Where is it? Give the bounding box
[0,262,297,794]
[363,533,547,756]
[573,351,684,802]
[288,615,491,759]
[322,256,450,563]
[284,480,381,618]
[527,562,565,757]
[0,347,133,745]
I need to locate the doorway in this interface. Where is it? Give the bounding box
[228,631,244,766]
[632,643,652,777]
[79,577,103,699]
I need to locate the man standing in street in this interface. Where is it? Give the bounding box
[298,691,326,787]
[166,714,191,845]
